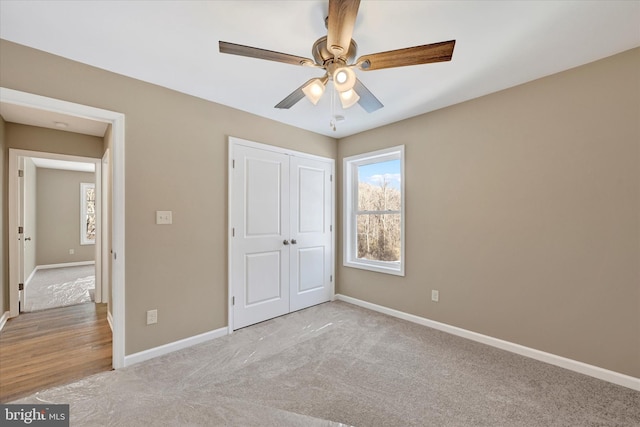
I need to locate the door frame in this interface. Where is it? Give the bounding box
[1,87,126,369]
[101,149,110,305]
[227,136,335,333]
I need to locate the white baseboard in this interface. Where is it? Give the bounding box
[124,327,228,367]
[24,268,37,288]
[36,261,95,270]
[0,311,10,332]
[335,294,640,392]
[107,310,114,332]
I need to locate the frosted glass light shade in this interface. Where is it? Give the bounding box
[333,67,356,93]
[302,78,326,105]
[339,89,360,109]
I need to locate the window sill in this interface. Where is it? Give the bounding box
[344,260,405,277]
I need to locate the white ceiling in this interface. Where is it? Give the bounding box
[1,1,639,138]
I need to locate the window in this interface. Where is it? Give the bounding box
[343,146,404,276]
[81,182,96,245]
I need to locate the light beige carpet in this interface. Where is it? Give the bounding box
[13,301,640,426]
[24,265,95,312]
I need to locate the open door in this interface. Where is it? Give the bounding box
[17,157,25,312]
[8,151,21,317]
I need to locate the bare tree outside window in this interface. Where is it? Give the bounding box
[81,183,96,245]
[356,160,401,263]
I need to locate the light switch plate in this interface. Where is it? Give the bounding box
[431,290,439,302]
[156,211,172,225]
[147,309,158,325]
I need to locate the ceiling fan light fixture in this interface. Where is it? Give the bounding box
[302,77,327,105]
[339,88,360,109]
[333,67,356,92]
[220,1,455,116]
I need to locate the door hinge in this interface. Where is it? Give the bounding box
[18,170,24,177]
[330,225,333,232]
[232,159,235,168]
[232,296,235,306]
[330,174,333,182]
[18,283,24,291]
[330,275,333,282]
[18,226,24,234]
[232,228,235,237]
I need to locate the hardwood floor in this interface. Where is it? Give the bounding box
[0,303,112,402]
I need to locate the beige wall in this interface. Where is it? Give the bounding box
[36,168,95,265]
[337,48,640,377]
[0,39,336,354]
[6,123,104,159]
[0,115,6,314]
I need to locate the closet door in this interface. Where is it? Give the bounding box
[231,145,290,329]
[289,156,333,311]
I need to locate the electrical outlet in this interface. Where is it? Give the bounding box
[156,211,172,225]
[69,249,74,255]
[431,290,439,302]
[146,309,158,325]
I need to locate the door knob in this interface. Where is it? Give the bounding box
[283,240,290,245]
[291,239,297,245]
[24,237,32,241]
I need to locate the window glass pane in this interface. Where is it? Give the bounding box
[344,145,404,276]
[83,185,96,243]
[85,187,96,240]
[356,213,401,262]
[357,159,401,211]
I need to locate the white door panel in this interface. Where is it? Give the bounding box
[298,167,325,233]
[232,145,289,329]
[289,156,332,312]
[245,251,282,305]
[245,158,283,237]
[297,247,325,292]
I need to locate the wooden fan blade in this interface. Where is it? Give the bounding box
[327,0,360,58]
[354,79,383,113]
[357,40,456,71]
[274,78,318,109]
[219,41,315,66]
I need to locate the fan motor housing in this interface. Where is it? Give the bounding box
[312,36,357,66]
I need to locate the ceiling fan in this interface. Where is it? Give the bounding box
[219,0,455,113]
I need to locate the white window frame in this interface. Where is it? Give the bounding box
[80,182,96,245]
[343,145,405,276]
